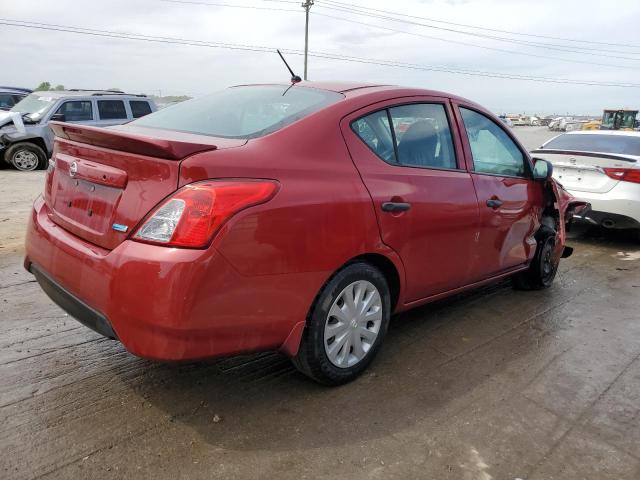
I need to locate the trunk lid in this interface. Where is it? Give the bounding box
[45,122,245,250]
[531,149,639,193]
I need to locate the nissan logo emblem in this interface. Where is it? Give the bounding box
[69,161,78,177]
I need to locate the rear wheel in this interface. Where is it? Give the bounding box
[292,262,391,385]
[5,142,47,171]
[512,235,559,290]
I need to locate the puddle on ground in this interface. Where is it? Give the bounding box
[614,251,640,261]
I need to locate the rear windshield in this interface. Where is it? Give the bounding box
[132,85,343,139]
[543,133,640,156]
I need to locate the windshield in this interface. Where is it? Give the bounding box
[132,85,344,139]
[602,110,638,129]
[10,94,57,120]
[543,133,640,156]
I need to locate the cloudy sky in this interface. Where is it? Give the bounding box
[1,0,639,114]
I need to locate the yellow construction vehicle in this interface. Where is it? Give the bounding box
[601,109,637,130]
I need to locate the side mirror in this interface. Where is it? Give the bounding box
[532,158,553,181]
[50,113,66,122]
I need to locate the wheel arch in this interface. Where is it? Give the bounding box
[347,253,401,312]
[279,250,404,358]
[2,137,49,165]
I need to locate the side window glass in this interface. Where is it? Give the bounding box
[352,110,396,164]
[130,100,152,118]
[0,94,14,109]
[98,100,127,120]
[388,103,457,169]
[460,108,526,177]
[55,101,93,122]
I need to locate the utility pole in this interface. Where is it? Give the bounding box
[302,0,314,81]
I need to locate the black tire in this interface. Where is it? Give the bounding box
[292,262,391,386]
[5,142,47,171]
[512,234,559,290]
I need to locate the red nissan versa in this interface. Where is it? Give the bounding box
[24,82,586,385]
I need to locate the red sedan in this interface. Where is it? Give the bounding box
[24,82,584,385]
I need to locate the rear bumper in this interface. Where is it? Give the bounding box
[566,182,640,229]
[25,196,324,360]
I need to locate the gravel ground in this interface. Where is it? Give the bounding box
[1,127,639,480]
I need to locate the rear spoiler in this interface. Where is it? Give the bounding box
[49,121,218,160]
[531,148,638,164]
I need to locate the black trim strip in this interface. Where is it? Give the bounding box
[29,263,118,340]
[531,149,638,163]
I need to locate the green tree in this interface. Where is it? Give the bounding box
[35,82,51,91]
[53,84,65,91]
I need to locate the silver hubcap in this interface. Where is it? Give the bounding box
[13,150,38,170]
[324,280,382,368]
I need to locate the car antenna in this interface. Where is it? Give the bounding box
[277,49,302,94]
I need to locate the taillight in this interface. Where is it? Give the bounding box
[133,180,279,248]
[603,168,640,184]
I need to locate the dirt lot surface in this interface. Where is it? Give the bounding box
[1,127,639,479]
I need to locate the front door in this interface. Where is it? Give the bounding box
[454,105,542,280]
[341,98,481,303]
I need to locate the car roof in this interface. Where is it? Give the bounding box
[232,81,475,105]
[0,86,32,94]
[298,81,469,100]
[564,130,640,137]
[29,90,149,99]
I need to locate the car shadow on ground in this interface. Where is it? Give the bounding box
[108,227,636,454]
[114,276,558,453]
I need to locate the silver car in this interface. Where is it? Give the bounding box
[0,90,156,171]
[531,131,640,238]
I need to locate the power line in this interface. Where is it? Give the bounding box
[161,0,298,12]
[161,0,640,59]
[312,11,639,70]
[161,0,640,70]
[1,19,638,88]
[312,2,640,59]
[316,0,640,49]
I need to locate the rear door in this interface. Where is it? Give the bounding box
[342,97,480,303]
[454,104,542,280]
[531,133,640,193]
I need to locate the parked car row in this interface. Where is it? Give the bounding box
[499,114,540,127]
[0,89,156,170]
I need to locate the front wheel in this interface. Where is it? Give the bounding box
[512,235,559,290]
[292,262,391,385]
[5,142,48,171]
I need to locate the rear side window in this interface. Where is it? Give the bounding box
[352,110,396,163]
[132,85,343,139]
[543,133,640,156]
[460,108,526,177]
[130,100,152,118]
[98,100,127,120]
[352,103,457,169]
[55,101,93,122]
